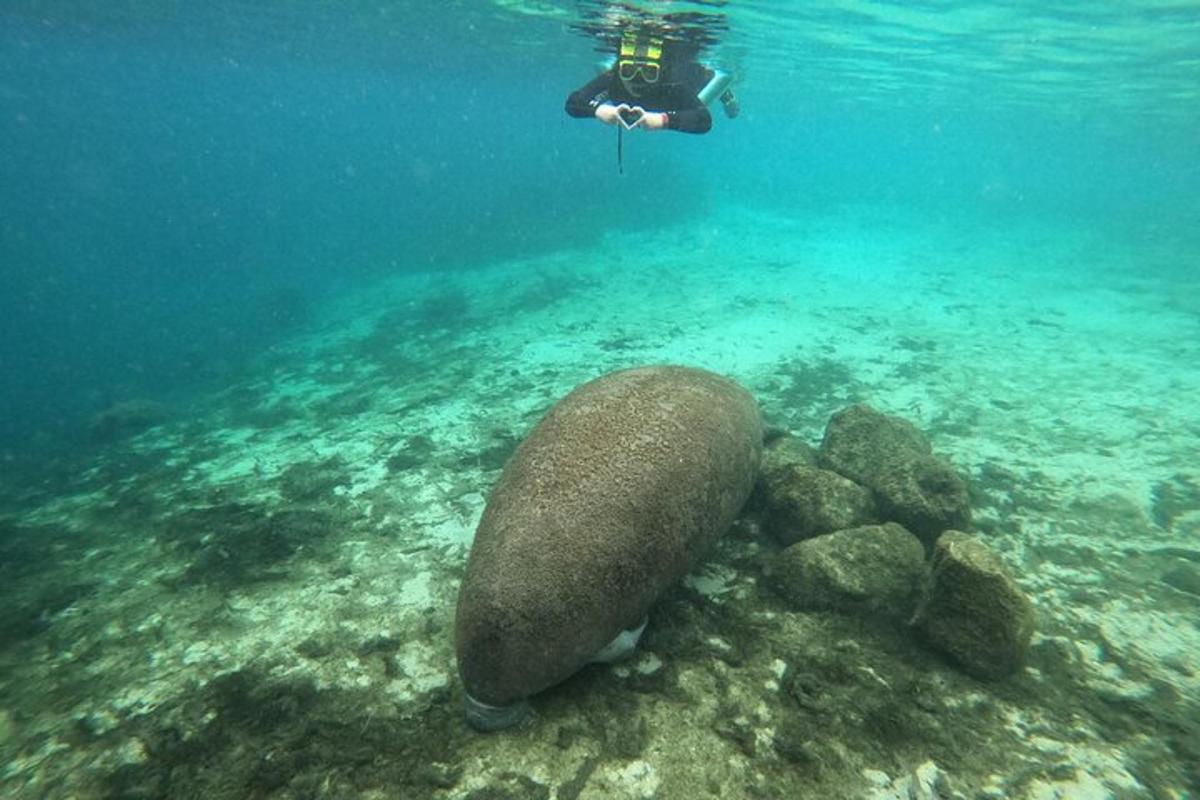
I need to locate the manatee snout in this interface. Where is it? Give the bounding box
[454,365,762,730]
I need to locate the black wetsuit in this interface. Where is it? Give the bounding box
[564,61,714,134]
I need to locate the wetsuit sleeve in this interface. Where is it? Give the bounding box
[664,102,712,134]
[662,64,713,134]
[565,73,616,118]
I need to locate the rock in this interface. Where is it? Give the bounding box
[580,759,661,800]
[455,366,763,728]
[861,759,958,800]
[760,463,877,545]
[765,523,927,617]
[818,404,970,547]
[747,433,819,517]
[914,531,1035,680]
[462,773,549,800]
[871,456,971,548]
[820,404,931,469]
[413,761,461,790]
[761,434,819,474]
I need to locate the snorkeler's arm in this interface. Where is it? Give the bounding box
[661,94,712,134]
[638,84,711,134]
[565,73,617,119]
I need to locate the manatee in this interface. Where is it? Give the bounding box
[454,365,762,730]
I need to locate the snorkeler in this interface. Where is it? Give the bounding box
[564,30,739,135]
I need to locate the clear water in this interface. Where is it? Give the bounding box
[2,2,1196,449]
[1,2,1198,798]
[2,2,1196,453]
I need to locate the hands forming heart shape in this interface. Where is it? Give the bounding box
[615,104,647,130]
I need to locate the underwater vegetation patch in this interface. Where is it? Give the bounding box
[890,357,941,383]
[966,462,1060,534]
[1151,473,1200,532]
[0,520,99,647]
[352,311,485,405]
[0,579,98,649]
[307,386,372,422]
[347,287,479,376]
[926,404,981,439]
[597,333,645,352]
[0,519,80,578]
[760,357,862,427]
[777,645,960,760]
[386,434,437,473]
[1161,563,1200,596]
[894,335,939,353]
[277,456,351,504]
[161,503,337,588]
[415,284,472,329]
[238,399,307,432]
[86,399,171,444]
[727,294,773,311]
[99,667,462,798]
[1027,638,1200,795]
[507,267,596,316]
[80,439,182,498]
[459,773,553,800]
[458,429,521,473]
[377,284,476,336]
[351,307,415,356]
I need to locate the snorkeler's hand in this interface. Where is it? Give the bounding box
[639,111,669,131]
[597,104,666,131]
[595,103,622,126]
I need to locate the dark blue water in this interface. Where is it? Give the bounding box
[2,1,1197,465]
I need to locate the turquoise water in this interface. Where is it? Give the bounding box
[1,2,1198,798]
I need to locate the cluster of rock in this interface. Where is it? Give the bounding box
[757,404,1034,680]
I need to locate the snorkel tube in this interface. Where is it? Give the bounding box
[696,68,732,106]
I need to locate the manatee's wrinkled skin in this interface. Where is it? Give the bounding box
[454,366,763,710]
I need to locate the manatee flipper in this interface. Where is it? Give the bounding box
[590,616,648,664]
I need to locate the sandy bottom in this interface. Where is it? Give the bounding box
[1,201,1197,799]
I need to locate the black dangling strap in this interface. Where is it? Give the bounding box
[617,126,624,175]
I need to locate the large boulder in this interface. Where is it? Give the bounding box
[913,531,1035,680]
[747,433,816,518]
[765,523,927,617]
[760,463,877,546]
[455,366,763,729]
[818,404,970,547]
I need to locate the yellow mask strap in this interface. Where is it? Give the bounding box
[619,33,663,65]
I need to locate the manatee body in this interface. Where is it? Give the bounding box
[454,365,762,724]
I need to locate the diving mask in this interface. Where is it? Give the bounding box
[617,32,664,86]
[618,59,661,84]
